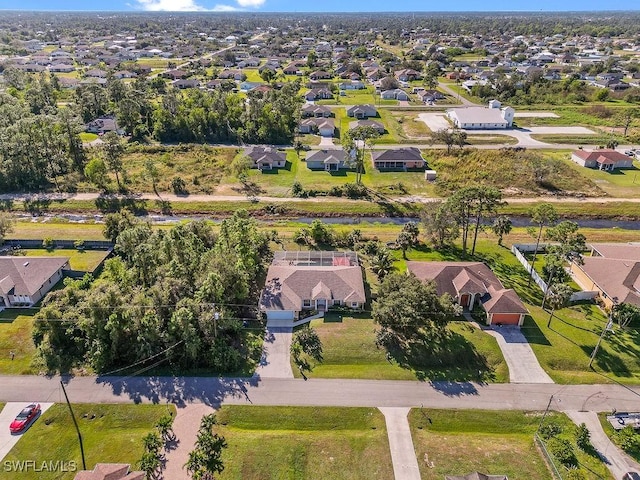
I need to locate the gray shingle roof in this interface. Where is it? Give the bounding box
[260,265,365,312]
[0,256,69,297]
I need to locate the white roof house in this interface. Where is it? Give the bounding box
[447,100,515,130]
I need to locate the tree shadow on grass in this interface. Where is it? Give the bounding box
[580,344,632,378]
[520,315,552,346]
[387,330,495,384]
[23,197,51,215]
[0,198,13,211]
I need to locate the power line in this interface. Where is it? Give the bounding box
[98,340,184,377]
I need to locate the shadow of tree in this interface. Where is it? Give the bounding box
[520,315,552,346]
[0,198,14,211]
[23,197,51,215]
[386,329,495,383]
[96,375,261,408]
[581,344,632,377]
[95,196,149,215]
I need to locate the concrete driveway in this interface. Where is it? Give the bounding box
[253,325,294,379]
[484,326,554,384]
[379,407,421,480]
[417,113,451,131]
[566,410,640,479]
[0,402,54,461]
[319,136,335,147]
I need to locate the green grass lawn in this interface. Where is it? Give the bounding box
[294,314,508,382]
[79,132,98,142]
[215,406,393,480]
[396,236,640,384]
[9,221,107,241]
[0,404,176,480]
[561,157,640,198]
[242,69,262,82]
[21,249,110,272]
[409,409,612,480]
[0,309,38,375]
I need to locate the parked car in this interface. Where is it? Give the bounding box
[9,403,41,434]
[623,472,640,480]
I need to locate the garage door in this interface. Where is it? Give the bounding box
[266,310,295,321]
[491,313,521,326]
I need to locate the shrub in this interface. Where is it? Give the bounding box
[547,437,578,468]
[291,181,305,197]
[74,239,85,251]
[343,182,368,199]
[539,420,563,440]
[615,425,640,454]
[42,237,54,250]
[575,423,592,452]
[171,177,188,195]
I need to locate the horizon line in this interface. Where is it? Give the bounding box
[2,9,640,13]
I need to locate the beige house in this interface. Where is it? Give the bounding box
[259,251,365,322]
[0,257,69,308]
[243,146,287,170]
[407,261,528,326]
[570,149,634,171]
[570,243,640,309]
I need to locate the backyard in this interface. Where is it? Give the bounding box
[215,405,393,480]
[409,408,612,480]
[0,403,175,480]
[0,309,38,375]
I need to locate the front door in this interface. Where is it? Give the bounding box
[316,299,327,311]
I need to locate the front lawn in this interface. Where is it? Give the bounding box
[215,405,393,480]
[293,314,508,382]
[0,403,175,480]
[409,409,612,480]
[0,309,38,375]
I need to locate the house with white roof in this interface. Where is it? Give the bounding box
[446,100,515,130]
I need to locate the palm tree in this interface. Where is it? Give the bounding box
[491,216,512,246]
[371,248,393,280]
[546,283,573,328]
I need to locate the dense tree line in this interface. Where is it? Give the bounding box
[32,211,271,374]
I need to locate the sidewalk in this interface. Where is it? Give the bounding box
[379,407,421,480]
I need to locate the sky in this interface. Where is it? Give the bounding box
[0,0,638,13]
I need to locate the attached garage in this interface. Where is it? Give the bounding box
[265,310,295,321]
[489,313,523,326]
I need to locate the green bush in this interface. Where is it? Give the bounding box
[615,425,640,454]
[42,237,54,250]
[575,423,592,452]
[539,420,563,440]
[547,437,578,468]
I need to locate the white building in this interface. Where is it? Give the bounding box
[446,100,515,130]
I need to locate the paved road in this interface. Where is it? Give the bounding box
[566,410,640,479]
[0,402,54,462]
[379,407,421,480]
[1,375,640,413]
[484,326,555,384]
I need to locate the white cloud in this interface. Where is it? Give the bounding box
[135,0,254,10]
[236,0,266,6]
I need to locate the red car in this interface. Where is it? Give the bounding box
[9,403,41,434]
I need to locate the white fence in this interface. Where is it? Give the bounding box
[511,244,598,303]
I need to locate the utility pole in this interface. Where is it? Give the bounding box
[589,317,614,368]
[60,381,86,470]
[537,394,555,432]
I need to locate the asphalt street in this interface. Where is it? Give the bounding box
[0,375,639,413]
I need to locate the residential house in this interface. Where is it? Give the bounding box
[243,145,287,170]
[346,104,378,119]
[394,68,421,81]
[283,61,304,75]
[349,120,385,134]
[49,64,75,73]
[304,88,333,101]
[86,116,123,135]
[309,70,332,81]
[339,80,366,90]
[0,257,70,308]
[417,89,445,104]
[218,69,245,81]
[570,243,640,309]
[162,69,188,80]
[447,100,515,129]
[113,70,137,79]
[298,117,335,137]
[74,463,144,480]
[306,149,349,171]
[259,251,365,322]
[85,68,108,78]
[407,261,528,326]
[570,149,634,172]
[371,147,424,170]
[301,104,332,118]
[172,79,200,89]
[380,88,409,100]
